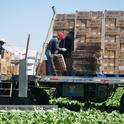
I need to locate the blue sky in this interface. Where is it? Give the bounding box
[0,0,124,51]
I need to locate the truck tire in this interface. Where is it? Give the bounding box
[30,87,49,105]
[120,94,124,113]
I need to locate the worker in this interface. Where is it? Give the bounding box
[0,38,6,55]
[45,32,66,75]
[59,30,74,59]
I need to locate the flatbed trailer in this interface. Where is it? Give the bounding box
[33,74,124,113]
[0,7,124,114]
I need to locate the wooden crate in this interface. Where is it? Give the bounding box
[116,19,124,27]
[76,11,91,19]
[72,64,99,73]
[117,51,124,59]
[103,58,116,66]
[66,58,72,72]
[105,10,122,18]
[120,28,124,35]
[105,18,116,27]
[73,59,100,65]
[0,59,8,74]
[105,36,116,42]
[76,20,87,28]
[103,66,118,74]
[121,11,124,17]
[117,59,124,66]
[76,28,87,36]
[120,42,124,51]
[64,14,75,20]
[87,19,101,27]
[52,54,67,75]
[103,50,116,58]
[2,52,12,62]
[75,36,86,43]
[105,27,120,35]
[36,60,48,76]
[104,42,119,51]
[55,14,65,21]
[75,42,101,50]
[54,21,69,29]
[90,11,103,19]
[86,37,101,43]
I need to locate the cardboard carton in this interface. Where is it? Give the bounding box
[0,59,8,74]
[2,52,12,62]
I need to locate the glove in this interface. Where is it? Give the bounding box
[61,48,67,52]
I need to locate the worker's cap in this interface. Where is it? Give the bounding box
[0,38,6,43]
[57,32,65,39]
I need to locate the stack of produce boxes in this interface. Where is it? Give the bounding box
[53,14,75,36]
[72,11,102,73]
[1,52,12,75]
[53,10,124,74]
[115,11,124,74]
[1,52,19,75]
[103,11,123,74]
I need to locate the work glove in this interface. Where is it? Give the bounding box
[61,48,67,52]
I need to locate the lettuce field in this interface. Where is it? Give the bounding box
[0,87,124,124]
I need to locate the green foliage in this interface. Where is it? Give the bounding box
[0,108,124,124]
[0,87,124,123]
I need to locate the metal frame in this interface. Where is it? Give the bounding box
[39,6,57,63]
[37,75,124,84]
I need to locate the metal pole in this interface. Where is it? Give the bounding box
[25,34,30,60]
[18,34,30,98]
[39,6,56,63]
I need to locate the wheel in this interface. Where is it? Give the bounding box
[120,94,124,113]
[0,97,10,105]
[10,90,32,105]
[30,87,49,105]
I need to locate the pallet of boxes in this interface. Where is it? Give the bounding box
[103,11,124,74]
[0,51,19,76]
[72,11,102,74]
[53,10,124,75]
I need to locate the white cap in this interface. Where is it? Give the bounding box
[0,38,6,43]
[53,33,57,38]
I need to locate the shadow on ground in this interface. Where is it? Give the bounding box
[57,102,120,113]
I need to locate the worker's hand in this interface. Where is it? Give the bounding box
[55,50,58,54]
[61,48,67,52]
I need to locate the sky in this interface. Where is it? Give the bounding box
[0,0,124,51]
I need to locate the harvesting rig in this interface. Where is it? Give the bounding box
[0,7,124,113]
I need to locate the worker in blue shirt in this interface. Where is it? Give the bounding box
[45,32,66,75]
[0,38,6,55]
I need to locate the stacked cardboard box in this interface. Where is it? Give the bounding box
[72,43,101,73]
[0,51,20,75]
[103,11,124,74]
[53,10,124,74]
[36,60,48,76]
[75,11,102,44]
[72,11,102,73]
[0,52,12,75]
[54,14,75,36]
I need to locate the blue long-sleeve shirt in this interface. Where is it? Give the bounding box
[46,38,61,54]
[0,45,5,54]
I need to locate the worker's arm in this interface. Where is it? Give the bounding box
[0,45,5,53]
[54,39,66,52]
